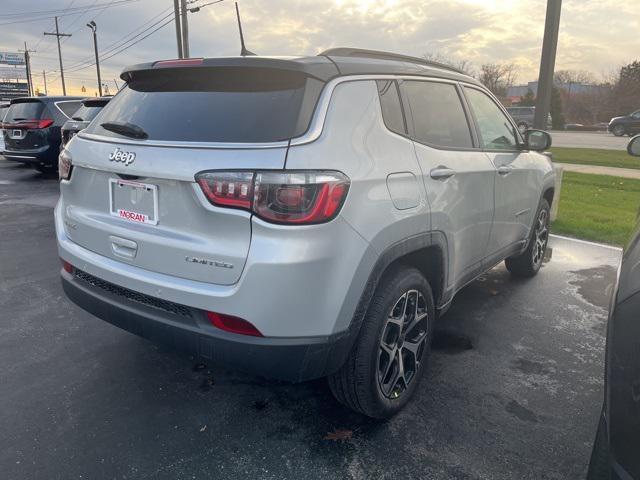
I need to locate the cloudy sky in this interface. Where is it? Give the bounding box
[1,0,638,96]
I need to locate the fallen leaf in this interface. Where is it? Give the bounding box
[200,425,207,432]
[324,429,353,442]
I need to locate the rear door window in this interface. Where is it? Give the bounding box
[401,80,473,149]
[86,68,324,143]
[56,101,82,118]
[376,80,406,135]
[5,101,46,122]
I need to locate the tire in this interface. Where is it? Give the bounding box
[505,198,550,277]
[611,125,626,137]
[328,265,435,418]
[33,164,57,174]
[586,414,610,480]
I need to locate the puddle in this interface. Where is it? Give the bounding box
[569,265,617,308]
[505,399,538,423]
[432,330,473,354]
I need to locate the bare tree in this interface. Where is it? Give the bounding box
[554,69,595,85]
[423,52,474,76]
[478,63,518,98]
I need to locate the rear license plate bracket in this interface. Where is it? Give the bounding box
[109,178,158,225]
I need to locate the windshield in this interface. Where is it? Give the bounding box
[5,101,46,122]
[72,104,105,122]
[85,67,323,143]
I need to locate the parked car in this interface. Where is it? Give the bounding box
[608,109,640,137]
[587,135,640,480]
[55,49,556,418]
[61,96,111,149]
[506,106,553,132]
[0,102,9,153]
[2,96,83,172]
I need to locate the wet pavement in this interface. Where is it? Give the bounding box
[0,158,622,479]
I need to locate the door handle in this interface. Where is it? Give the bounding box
[430,167,456,180]
[497,165,513,175]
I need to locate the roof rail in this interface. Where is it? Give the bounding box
[318,48,464,74]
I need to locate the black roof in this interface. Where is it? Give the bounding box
[10,96,84,104]
[120,48,481,86]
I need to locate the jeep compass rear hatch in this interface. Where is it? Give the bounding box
[63,62,326,285]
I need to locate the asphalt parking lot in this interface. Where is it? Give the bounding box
[0,158,621,480]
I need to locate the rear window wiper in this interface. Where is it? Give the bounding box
[72,116,84,121]
[100,121,148,140]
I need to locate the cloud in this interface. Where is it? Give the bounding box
[0,0,638,95]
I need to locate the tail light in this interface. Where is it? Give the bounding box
[196,171,350,225]
[59,149,73,181]
[206,311,262,337]
[5,119,54,129]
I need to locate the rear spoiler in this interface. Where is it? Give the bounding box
[120,56,339,83]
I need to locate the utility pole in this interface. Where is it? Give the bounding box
[20,42,35,96]
[44,16,71,96]
[43,70,48,95]
[86,21,102,96]
[180,0,190,58]
[533,0,562,130]
[173,0,183,58]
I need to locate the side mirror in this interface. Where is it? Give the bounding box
[627,135,640,157]
[524,129,552,151]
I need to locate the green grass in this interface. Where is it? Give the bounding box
[553,172,640,246]
[551,147,639,170]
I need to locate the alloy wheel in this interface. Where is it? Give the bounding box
[377,290,429,399]
[532,208,549,267]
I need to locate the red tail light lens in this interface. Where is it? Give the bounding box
[206,311,263,337]
[5,119,54,129]
[196,172,254,209]
[254,172,349,224]
[195,170,350,225]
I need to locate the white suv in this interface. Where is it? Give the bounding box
[56,49,556,418]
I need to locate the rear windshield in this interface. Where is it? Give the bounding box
[72,104,105,122]
[5,101,46,122]
[85,68,324,143]
[0,106,9,121]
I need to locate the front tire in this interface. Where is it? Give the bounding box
[33,164,57,174]
[328,265,435,418]
[611,125,626,137]
[586,414,610,480]
[505,198,550,277]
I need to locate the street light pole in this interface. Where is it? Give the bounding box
[180,0,190,58]
[86,21,102,97]
[534,0,562,130]
[173,0,183,58]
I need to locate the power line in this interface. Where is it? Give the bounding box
[0,0,139,26]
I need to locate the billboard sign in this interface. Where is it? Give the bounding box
[0,81,29,100]
[0,65,27,80]
[0,52,26,66]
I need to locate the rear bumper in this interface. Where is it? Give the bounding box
[2,146,56,165]
[61,268,354,382]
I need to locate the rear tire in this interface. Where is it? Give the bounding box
[328,265,435,418]
[505,198,550,277]
[33,164,56,174]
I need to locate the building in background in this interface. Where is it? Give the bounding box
[0,52,29,101]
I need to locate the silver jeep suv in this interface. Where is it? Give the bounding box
[56,49,555,418]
